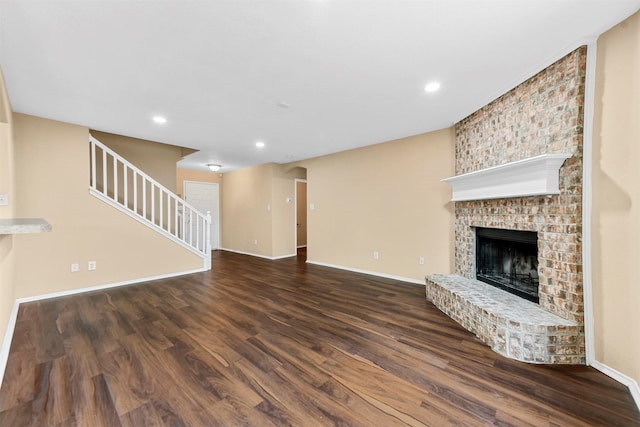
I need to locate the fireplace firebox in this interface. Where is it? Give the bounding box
[475,227,539,303]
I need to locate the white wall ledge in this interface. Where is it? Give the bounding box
[442,153,572,202]
[0,218,52,234]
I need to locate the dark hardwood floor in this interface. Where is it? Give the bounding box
[0,250,638,426]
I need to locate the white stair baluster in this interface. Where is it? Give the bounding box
[133,170,138,214]
[102,149,107,196]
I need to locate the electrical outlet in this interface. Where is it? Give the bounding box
[70,263,79,273]
[88,261,97,271]
[0,194,8,206]
[373,251,379,260]
[253,240,258,245]
[419,256,425,265]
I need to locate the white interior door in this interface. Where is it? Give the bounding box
[184,181,220,250]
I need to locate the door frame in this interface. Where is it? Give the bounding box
[294,178,307,250]
[183,180,220,250]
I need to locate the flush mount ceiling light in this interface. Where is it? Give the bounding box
[424,82,441,93]
[152,116,167,124]
[255,141,265,148]
[207,164,222,172]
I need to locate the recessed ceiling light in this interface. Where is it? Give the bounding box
[255,141,265,148]
[424,82,441,93]
[152,116,167,124]
[276,101,290,109]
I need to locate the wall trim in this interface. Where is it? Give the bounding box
[272,253,297,260]
[219,248,296,260]
[15,268,209,304]
[591,360,640,412]
[582,41,598,365]
[305,259,424,286]
[0,300,20,391]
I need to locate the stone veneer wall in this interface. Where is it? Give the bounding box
[454,47,586,332]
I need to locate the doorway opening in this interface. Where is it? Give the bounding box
[295,178,307,260]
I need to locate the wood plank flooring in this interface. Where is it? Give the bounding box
[0,250,638,426]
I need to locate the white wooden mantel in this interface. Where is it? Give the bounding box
[442,153,572,201]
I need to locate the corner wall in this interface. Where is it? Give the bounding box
[592,11,640,391]
[221,163,305,258]
[221,163,274,257]
[0,69,15,364]
[298,128,455,282]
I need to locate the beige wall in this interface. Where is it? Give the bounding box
[0,70,16,355]
[297,128,455,282]
[91,130,184,192]
[592,11,640,385]
[222,163,274,256]
[12,114,203,298]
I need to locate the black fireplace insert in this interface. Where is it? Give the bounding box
[475,227,539,303]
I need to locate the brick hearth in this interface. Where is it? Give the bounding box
[426,275,581,363]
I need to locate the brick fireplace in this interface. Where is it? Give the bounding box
[426,47,586,364]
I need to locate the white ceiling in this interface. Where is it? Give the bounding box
[1,1,638,172]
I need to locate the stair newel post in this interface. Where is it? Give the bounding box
[205,211,212,270]
[90,138,96,189]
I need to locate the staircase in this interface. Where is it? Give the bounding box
[89,135,211,269]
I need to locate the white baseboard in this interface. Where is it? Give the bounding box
[0,301,20,390]
[305,259,425,286]
[272,253,297,260]
[591,360,640,411]
[0,267,207,390]
[16,267,208,304]
[219,248,296,260]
